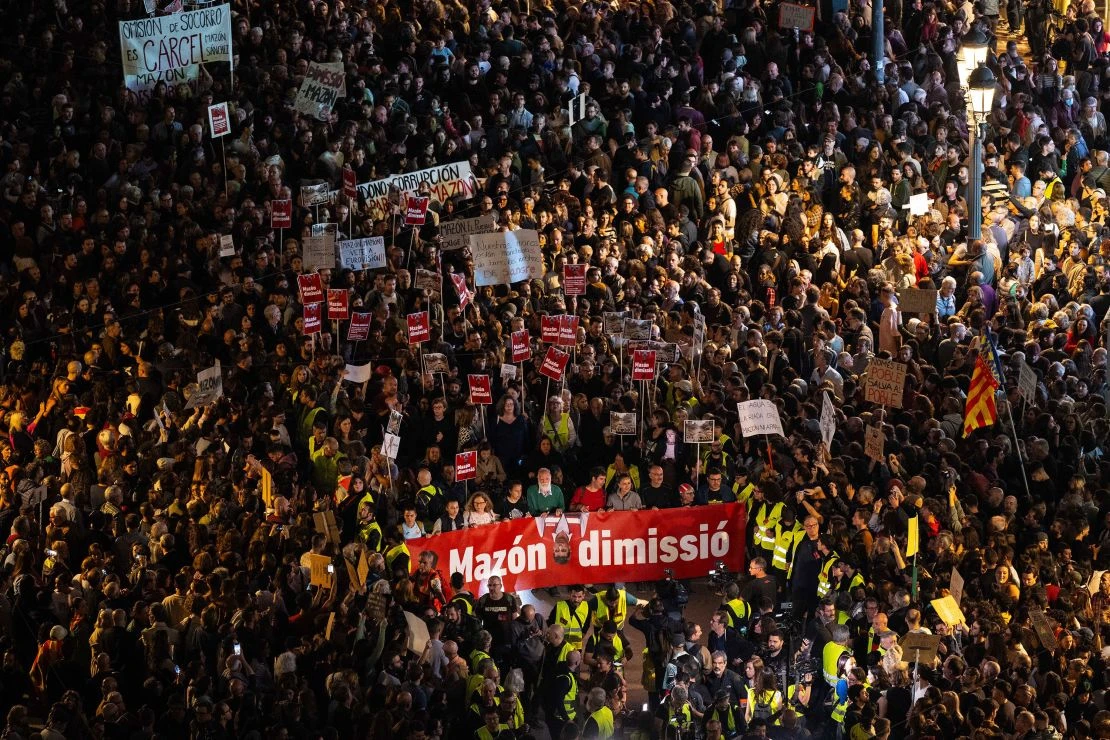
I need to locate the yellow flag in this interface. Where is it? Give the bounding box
[261,467,273,508]
[906,515,919,557]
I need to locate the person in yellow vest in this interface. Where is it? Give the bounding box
[771,507,805,588]
[731,467,755,507]
[591,586,633,632]
[832,558,866,596]
[749,481,783,557]
[815,536,839,600]
[703,690,743,738]
[545,650,582,739]
[745,667,785,726]
[469,630,494,673]
[657,684,697,736]
[356,502,383,552]
[582,686,618,739]
[585,620,631,671]
[383,538,410,580]
[449,572,477,616]
[719,583,750,630]
[552,584,591,651]
[821,624,854,691]
[474,704,509,740]
[540,396,577,455]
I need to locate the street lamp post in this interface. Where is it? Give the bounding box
[956,30,994,241]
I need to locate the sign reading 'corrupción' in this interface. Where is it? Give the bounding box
[471,230,544,286]
[357,162,476,215]
[119,5,233,103]
[407,504,745,594]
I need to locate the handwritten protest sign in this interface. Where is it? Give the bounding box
[472,230,543,286]
[185,361,223,409]
[119,5,233,103]
[897,288,938,314]
[738,400,785,438]
[864,359,907,408]
[293,62,345,120]
[439,214,495,251]
[337,237,386,270]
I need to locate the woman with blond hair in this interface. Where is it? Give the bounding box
[463,492,498,527]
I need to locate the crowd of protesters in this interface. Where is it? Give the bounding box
[2,0,1110,737]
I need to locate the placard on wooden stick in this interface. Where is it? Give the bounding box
[307,553,335,588]
[313,511,340,545]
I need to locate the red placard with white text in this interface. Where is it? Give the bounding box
[342,167,357,199]
[632,350,657,381]
[298,273,323,304]
[455,451,478,481]
[510,330,531,363]
[563,264,587,296]
[405,196,430,226]
[271,199,292,229]
[327,289,349,321]
[407,311,431,344]
[539,346,570,381]
[303,303,323,334]
[540,315,560,344]
[558,315,579,347]
[469,375,493,405]
[348,312,371,341]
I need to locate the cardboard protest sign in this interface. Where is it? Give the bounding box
[344,364,374,384]
[185,361,223,409]
[510,330,531,362]
[538,346,569,381]
[897,288,938,314]
[468,375,493,405]
[347,312,371,341]
[563,264,587,296]
[404,195,430,225]
[271,199,292,229]
[865,425,885,461]
[684,419,716,443]
[1018,362,1037,402]
[440,214,495,251]
[950,569,965,605]
[301,234,335,271]
[303,302,323,334]
[208,102,230,137]
[610,412,638,435]
[306,553,335,588]
[327,289,349,321]
[632,350,656,381]
[293,61,346,120]
[313,511,340,545]
[407,312,431,344]
[472,230,543,286]
[737,400,785,437]
[864,359,907,408]
[778,2,816,31]
[455,451,478,481]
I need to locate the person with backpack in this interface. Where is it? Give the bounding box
[745,667,785,727]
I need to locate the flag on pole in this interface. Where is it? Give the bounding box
[963,350,1000,437]
[906,514,919,557]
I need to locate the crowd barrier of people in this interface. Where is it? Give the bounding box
[0,0,1109,737]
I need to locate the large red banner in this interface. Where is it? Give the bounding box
[408,503,746,594]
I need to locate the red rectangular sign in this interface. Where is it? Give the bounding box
[342,167,357,199]
[540,315,560,344]
[407,503,746,595]
[558,315,579,347]
[303,302,322,334]
[539,346,569,381]
[327,289,349,321]
[468,374,493,405]
[348,312,371,341]
[510,330,531,363]
[563,263,587,296]
[271,199,292,229]
[407,311,431,344]
[298,273,323,304]
[632,349,657,381]
[455,451,478,482]
[405,195,430,226]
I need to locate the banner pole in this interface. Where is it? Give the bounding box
[695,442,701,491]
[278,227,284,270]
[221,138,228,196]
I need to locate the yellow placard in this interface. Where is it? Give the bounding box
[931,595,965,627]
